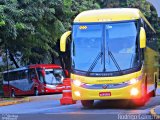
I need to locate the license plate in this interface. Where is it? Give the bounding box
[99,92,111,96]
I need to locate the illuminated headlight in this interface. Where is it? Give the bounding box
[130,88,139,96]
[45,84,56,89]
[126,75,142,85]
[128,78,138,85]
[73,80,82,87]
[74,91,81,97]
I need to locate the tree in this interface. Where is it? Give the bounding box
[97,0,160,46]
[0,0,100,69]
[0,0,159,71]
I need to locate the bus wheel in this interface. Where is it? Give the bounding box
[153,76,158,97]
[11,90,15,98]
[155,75,158,90]
[81,100,94,108]
[34,89,39,96]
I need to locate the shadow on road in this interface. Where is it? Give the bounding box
[81,97,158,110]
[94,100,133,109]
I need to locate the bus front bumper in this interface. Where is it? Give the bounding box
[71,82,144,100]
[44,84,63,93]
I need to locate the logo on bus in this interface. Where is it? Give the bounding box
[79,26,87,30]
[102,84,108,89]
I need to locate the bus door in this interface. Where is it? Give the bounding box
[28,68,38,93]
[36,68,45,93]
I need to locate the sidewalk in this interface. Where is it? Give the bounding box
[0,97,30,106]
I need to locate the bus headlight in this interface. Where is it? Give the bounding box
[128,78,138,85]
[45,84,56,89]
[73,80,82,87]
[127,75,142,85]
[74,91,81,97]
[130,88,139,96]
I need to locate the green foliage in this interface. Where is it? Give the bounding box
[0,20,5,26]
[97,0,160,47]
[0,0,100,67]
[0,0,159,70]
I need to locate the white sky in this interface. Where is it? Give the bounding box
[146,0,160,17]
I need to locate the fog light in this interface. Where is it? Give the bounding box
[74,91,81,97]
[130,88,139,96]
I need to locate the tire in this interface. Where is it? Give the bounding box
[81,100,94,108]
[11,90,15,98]
[155,75,158,90]
[34,89,39,96]
[153,75,157,97]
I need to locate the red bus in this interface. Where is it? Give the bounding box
[2,64,67,97]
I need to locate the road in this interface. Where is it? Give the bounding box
[0,90,160,120]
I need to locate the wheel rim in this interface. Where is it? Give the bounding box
[35,89,38,96]
[11,91,15,98]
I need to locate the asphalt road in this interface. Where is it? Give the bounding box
[0,90,160,120]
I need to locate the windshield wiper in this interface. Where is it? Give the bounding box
[108,50,123,74]
[87,52,103,75]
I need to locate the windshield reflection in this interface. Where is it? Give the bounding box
[44,69,64,85]
[72,21,139,73]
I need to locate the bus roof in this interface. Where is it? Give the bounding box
[29,64,62,69]
[74,8,156,33]
[3,67,28,73]
[2,64,62,73]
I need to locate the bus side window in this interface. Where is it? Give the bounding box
[9,72,16,81]
[140,19,144,27]
[141,49,144,61]
[28,69,36,83]
[144,22,150,41]
[36,68,45,83]
[18,71,23,80]
[22,70,28,79]
[3,73,8,81]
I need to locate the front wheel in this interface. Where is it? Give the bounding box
[34,89,39,96]
[11,90,15,98]
[153,75,158,97]
[81,100,94,108]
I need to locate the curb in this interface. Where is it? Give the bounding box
[0,97,31,106]
[150,106,160,119]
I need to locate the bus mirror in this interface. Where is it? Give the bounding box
[140,27,146,48]
[41,70,45,77]
[60,31,71,52]
[64,70,69,77]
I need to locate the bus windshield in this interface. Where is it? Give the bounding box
[44,69,64,85]
[72,21,140,73]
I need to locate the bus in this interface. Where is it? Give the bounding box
[60,8,159,107]
[2,64,67,97]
